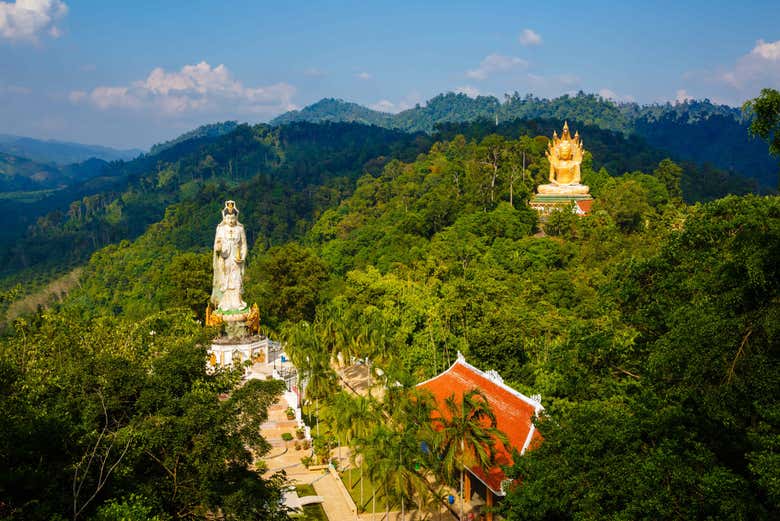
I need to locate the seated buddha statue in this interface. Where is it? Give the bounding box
[537,122,590,195]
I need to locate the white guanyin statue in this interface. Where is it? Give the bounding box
[211,200,248,312]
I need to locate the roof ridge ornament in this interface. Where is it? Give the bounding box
[456,351,465,362]
[485,369,504,384]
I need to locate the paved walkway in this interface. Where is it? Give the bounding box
[313,469,359,521]
[255,362,463,521]
[258,392,360,520]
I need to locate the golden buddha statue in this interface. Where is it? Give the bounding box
[537,122,590,195]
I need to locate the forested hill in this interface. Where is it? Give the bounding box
[0,152,63,191]
[6,123,775,519]
[1,94,778,520]
[0,122,432,283]
[273,92,779,189]
[2,115,755,288]
[269,99,395,128]
[0,133,141,165]
[148,121,239,155]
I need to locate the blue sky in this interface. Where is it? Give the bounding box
[1,0,779,148]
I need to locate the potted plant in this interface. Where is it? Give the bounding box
[281,432,293,443]
[302,439,311,450]
[294,440,302,450]
[295,427,305,440]
[285,407,295,420]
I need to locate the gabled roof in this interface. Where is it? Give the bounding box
[417,353,543,496]
[575,199,593,215]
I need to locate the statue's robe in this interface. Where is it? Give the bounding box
[211,221,248,311]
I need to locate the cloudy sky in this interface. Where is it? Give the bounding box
[1,0,779,149]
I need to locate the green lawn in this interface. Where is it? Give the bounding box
[339,466,391,513]
[293,484,327,521]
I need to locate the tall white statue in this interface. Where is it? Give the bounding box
[211,200,248,312]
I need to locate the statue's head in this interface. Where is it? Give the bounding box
[222,200,239,226]
[558,140,572,160]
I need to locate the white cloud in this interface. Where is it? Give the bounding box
[519,28,541,46]
[89,86,143,110]
[454,85,480,98]
[69,61,297,116]
[67,89,85,102]
[0,0,67,42]
[598,87,635,103]
[598,88,618,100]
[675,40,780,105]
[356,71,372,80]
[716,40,780,96]
[526,73,580,91]
[675,89,693,104]
[751,39,780,60]
[369,99,395,112]
[368,92,422,113]
[466,54,528,80]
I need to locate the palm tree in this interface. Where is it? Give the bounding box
[281,321,337,436]
[433,388,508,520]
[315,302,350,364]
[363,425,398,518]
[305,354,336,437]
[330,393,379,508]
[362,418,439,521]
[358,383,439,521]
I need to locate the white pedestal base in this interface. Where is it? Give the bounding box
[208,337,268,369]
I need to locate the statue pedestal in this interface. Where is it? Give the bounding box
[536,183,590,196]
[208,335,268,369]
[205,303,260,339]
[530,193,593,219]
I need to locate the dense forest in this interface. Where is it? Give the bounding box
[1,89,778,520]
[273,92,780,189]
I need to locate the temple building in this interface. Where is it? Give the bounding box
[417,353,543,520]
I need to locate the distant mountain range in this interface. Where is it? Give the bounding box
[272,92,778,189]
[0,134,142,166]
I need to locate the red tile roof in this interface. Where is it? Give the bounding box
[575,199,593,214]
[417,355,543,495]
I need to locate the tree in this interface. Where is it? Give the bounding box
[596,178,651,232]
[363,425,430,521]
[504,195,780,520]
[246,242,329,328]
[433,389,507,520]
[0,310,289,521]
[341,394,381,508]
[744,88,780,156]
[652,158,683,200]
[623,170,670,208]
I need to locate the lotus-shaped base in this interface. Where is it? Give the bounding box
[537,183,590,196]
